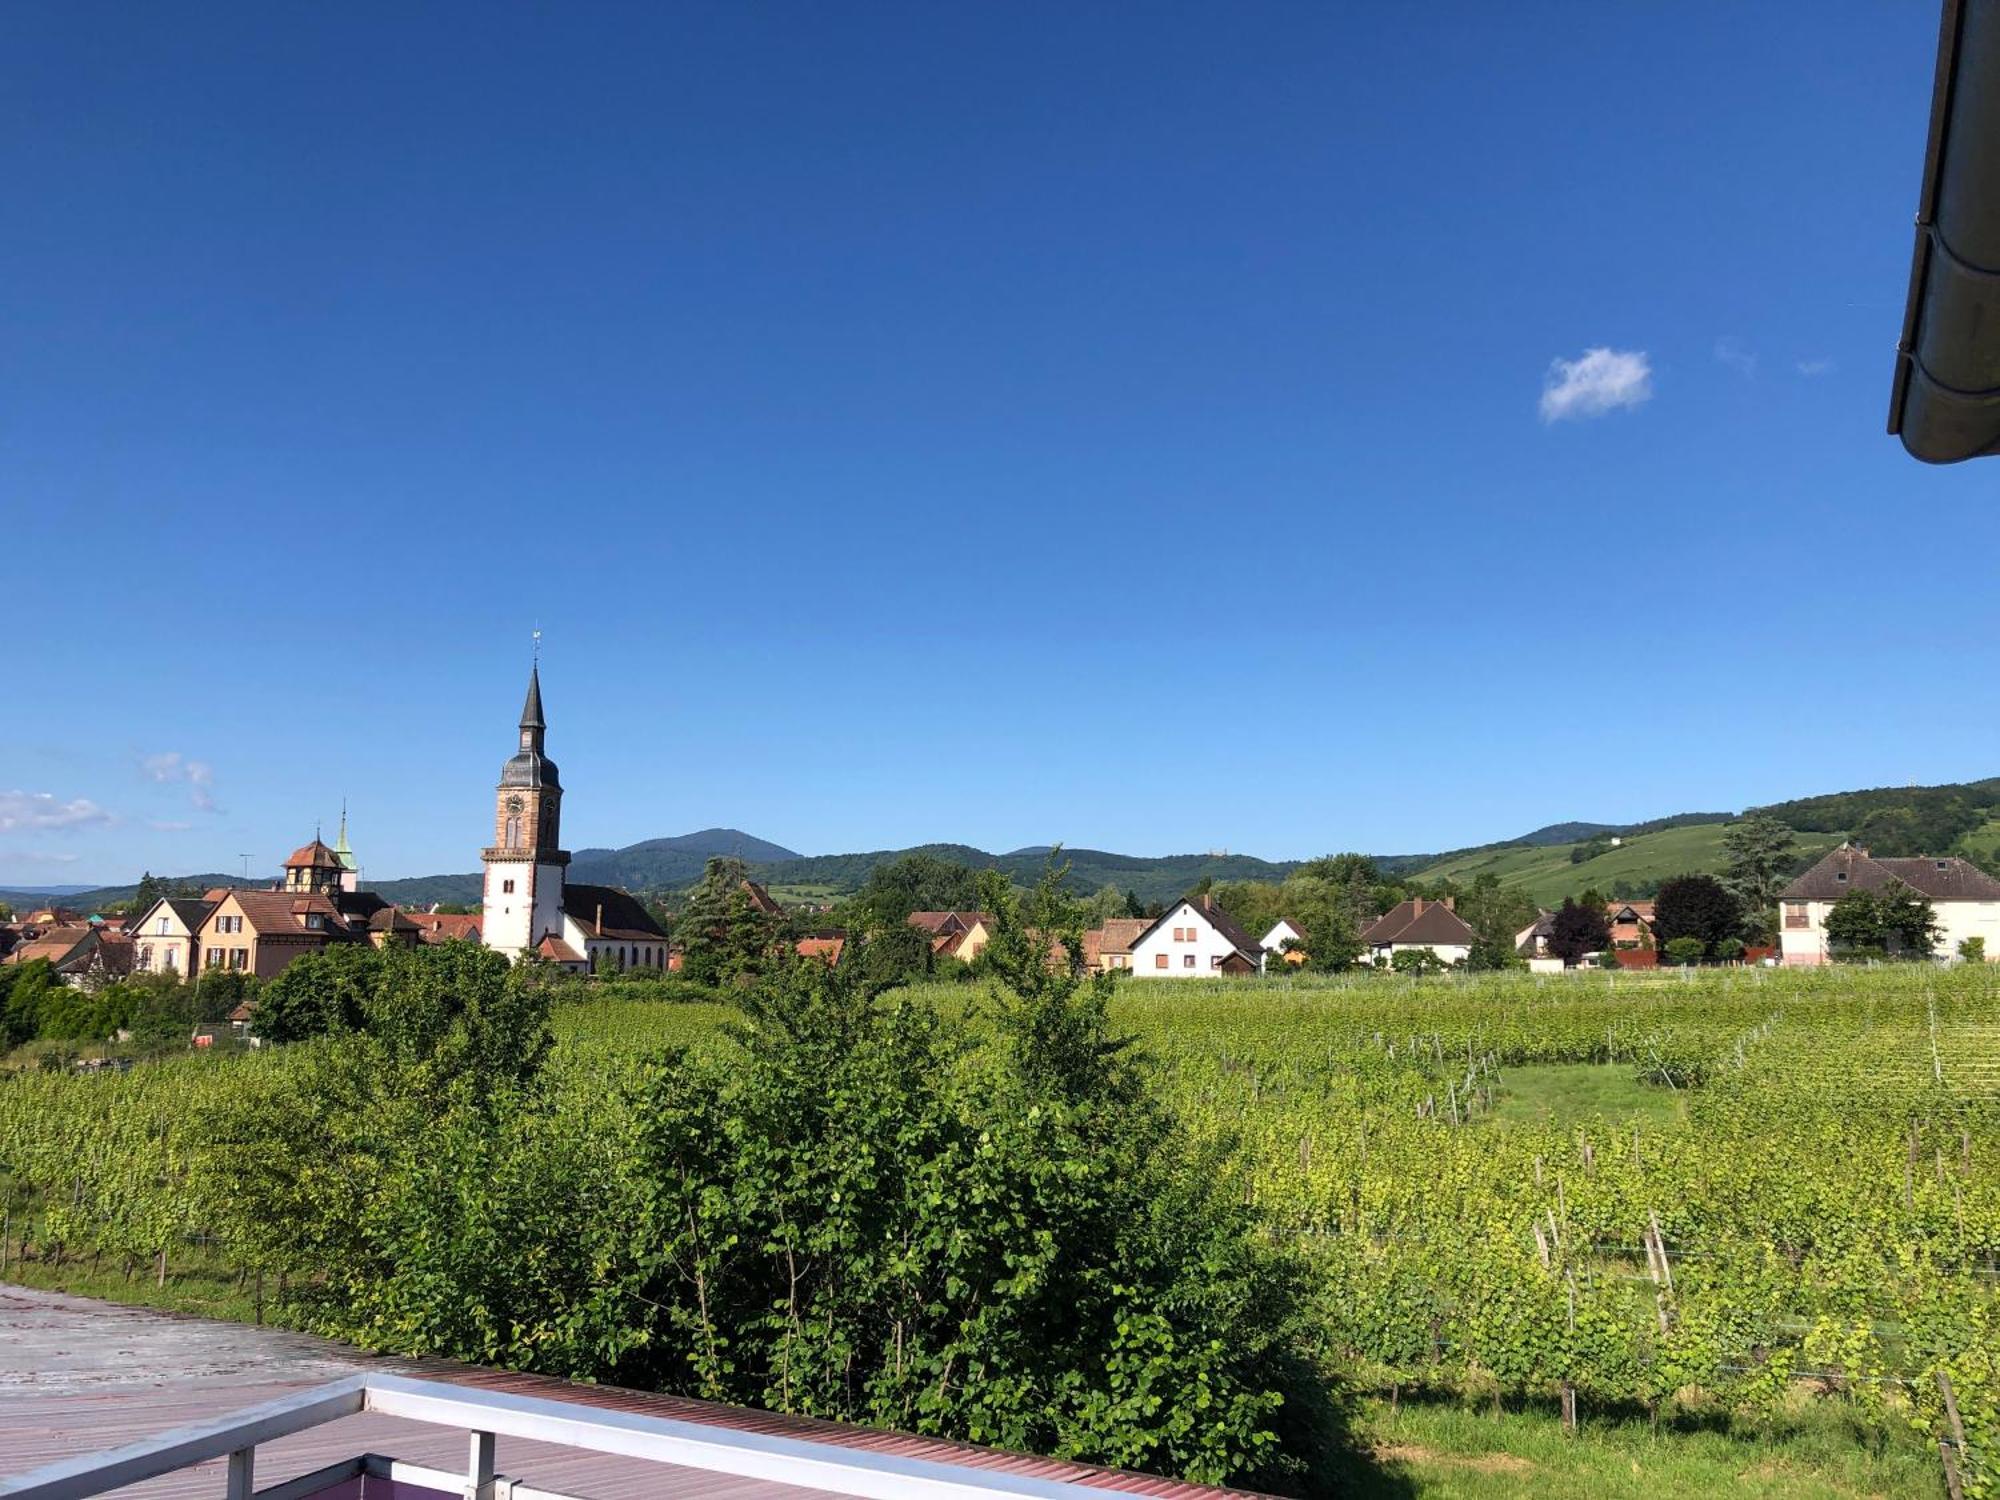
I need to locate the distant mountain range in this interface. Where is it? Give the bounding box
[10,776,2000,914]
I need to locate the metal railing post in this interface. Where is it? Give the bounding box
[224,1449,253,1500]
[467,1431,496,1500]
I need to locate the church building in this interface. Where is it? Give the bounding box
[479,665,670,973]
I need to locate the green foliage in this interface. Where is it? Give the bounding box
[1721,815,1798,940]
[854,852,983,930]
[0,960,60,1048]
[1663,936,1706,967]
[19,962,2000,1494]
[1961,936,1987,964]
[1457,873,1535,972]
[1823,883,1941,960]
[257,945,386,1042]
[1389,947,1447,976]
[676,857,782,987]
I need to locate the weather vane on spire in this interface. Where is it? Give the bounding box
[532,625,542,665]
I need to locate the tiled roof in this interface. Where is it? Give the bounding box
[1781,843,2000,902]
[217,890,345,938]
[796,934,846,965]
[408,911,482,942]
[1095,917,1149,956]
[1,926,96,969]
[564,883,668,941]
[742,880,784,916]
[537,935,585,964]
[284,839,344,870]
[1360,899,1477,948]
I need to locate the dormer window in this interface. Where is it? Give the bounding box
[1835,872,1847,882]
[1937,861,1950,871]
[306,913,323,930]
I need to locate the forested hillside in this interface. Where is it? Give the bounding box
[24,774,2000,914]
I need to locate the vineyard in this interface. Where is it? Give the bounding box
[2,964,1996,1495]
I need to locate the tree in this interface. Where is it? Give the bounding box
[1547,898,1610,966]
[1390,947,1447,976]
[676,857,780,986]
[1823,888,1888,957]
[216,866,1345,1492]
[1458,873,1534,972]
[1652,874,1741,959]
[1721,816,1797,941]
[129,871,167,918]
[256,945,385,1043]
[0,960,59,1047]
[855,853,982,931]
[1878,880,1941,958]
[1960,935,1986,964]
[1663,936,1706,967]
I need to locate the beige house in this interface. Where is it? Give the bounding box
[197,889,347,978]
[1779,843,2000,965]
[1082,917,1149,973]
[129,897,216,978]
[909,911,999,964]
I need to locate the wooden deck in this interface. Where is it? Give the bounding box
[0,1287,1241,1500]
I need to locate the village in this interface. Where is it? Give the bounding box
[9,663,2000,1037]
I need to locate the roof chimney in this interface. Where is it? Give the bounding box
[1412,897,1425,917]
[1442,896,1455,912]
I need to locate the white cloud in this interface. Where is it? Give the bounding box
[1796,358,1836,377]
[141,751,221,813]
[0,790,112,832]
[1539,348,1653,423]
[0,849,82,867]
[1714,337,1757,378]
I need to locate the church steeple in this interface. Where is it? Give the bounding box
[520,664,545,744]
[481,654,570,962]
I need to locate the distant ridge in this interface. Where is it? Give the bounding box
[15,774,2000,912]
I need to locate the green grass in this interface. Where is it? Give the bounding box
[0,1234,261,1324]
[1489,1063,1687,1129]
[1413,823,1839,906]
[1342,1397,1936,1499]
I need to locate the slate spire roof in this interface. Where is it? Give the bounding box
[521,665,545,731]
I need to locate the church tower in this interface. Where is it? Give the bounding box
[480,663,570,961]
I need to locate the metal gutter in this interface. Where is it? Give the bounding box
[1889,0,2000,461]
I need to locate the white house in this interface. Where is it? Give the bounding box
[1779,843,2000,965]
[1128,894,1263,977]
[1261,918,1305,955]
[1359,897,1476,967]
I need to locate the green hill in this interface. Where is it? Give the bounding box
[1412,823,1841,907]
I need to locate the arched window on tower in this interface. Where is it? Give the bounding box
[505,816,521,849]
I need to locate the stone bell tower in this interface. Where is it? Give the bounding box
[479,662,570,960]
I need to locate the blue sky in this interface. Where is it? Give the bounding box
[3,3,1994,885]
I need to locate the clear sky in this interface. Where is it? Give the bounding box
[4,2,1995,886]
